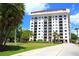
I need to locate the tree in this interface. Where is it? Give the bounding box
[53,32,60,43]
[53,32,58,43]
[75,28,79,38]
[71,33,78,43]
[21,30,33,42]
[0,3,25,45]
[71,33,78,40]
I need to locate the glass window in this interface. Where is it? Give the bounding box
[56,18,57,20]
[44,16,47,18]
[65,33,67,35]
[64,15,66,17]
[31,25,33,27]
[39,22,40,24]
[56,30,58,32]
[55,16,57,17]
[38,33,40,35]
[65,36,67,38]
[65,30,67,32]
[31,17,33,19]
[64,18,66,20]
[59,15,62,17]
[65,24,66,26]
[31,23,33,24]
[65,27,67,29]
[35,17,37,19]
[59,18,62,20]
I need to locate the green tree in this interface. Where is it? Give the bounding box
[0,3,25,45]
[53,32,57,43]
[71,33,78,40]
[53,32,60,43]
[21,30,33,42]
[71,33,78,43]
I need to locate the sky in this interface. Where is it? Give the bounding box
[22,3,79,35]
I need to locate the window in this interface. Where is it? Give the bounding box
[35,17,37,19]
[64,18,66,20]
[44,25,47,26]
[59,21,63,23]
[34,22,37,24]
[59,24,62,26]
[55,18,57,20]
[34,28,37,30]
[59,15,62,17]
[64,15,66,17]
[65,33,67,35]
[31,17,33,19]
[59,18,62,20]
[31,23,33,24]
[44,16,47,18]
[64,21,66,22]
[65,36,67,38]
[39,22,41,24]
[49,22,51,23]
[60,27,63,29]
[35,25,37,27]
[56,30,58,32]
[55,16,57,17]
[65,30,67,32]
[39,25,40,27]
[38,33,40,35]
[44,22,47,24]
[65,27,67,29]
[56,27,58,29]
[49,25,52,26]
[65,24,67,26]
[56,24,57,26]
[31,25,33,27]
[60,30,63,32]
[60,33,63,35]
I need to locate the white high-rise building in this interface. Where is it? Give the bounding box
[30,9,70,43]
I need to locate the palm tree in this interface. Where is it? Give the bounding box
[53,32,58,43]
[57,34,60,42]
[0,3,25,45]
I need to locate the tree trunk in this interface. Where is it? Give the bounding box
[0,38,4,45]
[3,38,7,46]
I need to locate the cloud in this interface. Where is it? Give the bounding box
[24,3,49,14]
[70,13,79,25]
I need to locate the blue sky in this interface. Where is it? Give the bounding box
[22,3,79,34]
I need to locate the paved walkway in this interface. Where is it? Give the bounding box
[11,43,79,56]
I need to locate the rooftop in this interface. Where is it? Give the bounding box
[31,8,67,14]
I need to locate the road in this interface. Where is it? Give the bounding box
[11,43,79,56]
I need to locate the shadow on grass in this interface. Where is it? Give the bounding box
[0,45,25,52]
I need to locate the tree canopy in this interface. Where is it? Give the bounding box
[71,33,78,40]
[0,3,25,45]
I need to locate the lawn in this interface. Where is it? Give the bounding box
[0,42,57,56]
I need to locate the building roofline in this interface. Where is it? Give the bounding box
[31,8,67,14]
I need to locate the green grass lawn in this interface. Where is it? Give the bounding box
[0,42,57,56]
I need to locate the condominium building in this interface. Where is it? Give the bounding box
[30,9,70,43]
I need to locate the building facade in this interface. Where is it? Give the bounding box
[30,9,70,43]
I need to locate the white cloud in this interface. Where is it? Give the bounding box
[24,3,49,14]
[70,13,79,25]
